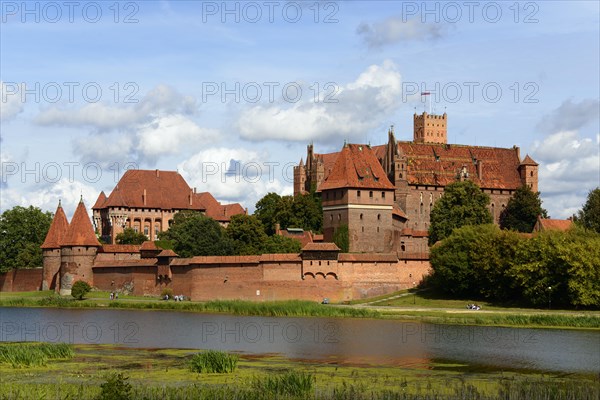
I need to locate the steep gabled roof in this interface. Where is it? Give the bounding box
[318,144,394,191]
[41,202,70,249]
[520,154,539,166]
[397,142,523,189]
[92,191,107,209]
[102,170,204,210]
[61,200,101,247]
[536,217,573,232]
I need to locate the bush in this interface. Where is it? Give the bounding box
[71,281,92,300]
[97,372,132,400]
[189,350,239,374]
[160,288,173,299]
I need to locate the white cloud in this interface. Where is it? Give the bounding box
[1,81,25,121]
[237,60,402,143]
[532,131,600,218]
[0,178,98,217]
[536,99,599,134]
[178,147,293,212]
[357,17,451,48]
[137,114,219,159]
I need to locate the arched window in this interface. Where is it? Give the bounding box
[377,214,381,221]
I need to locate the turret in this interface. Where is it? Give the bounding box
[59,198,101,296]
[40,200,69,291]
[519,154,539,193]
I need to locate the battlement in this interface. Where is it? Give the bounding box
[413,112,447,144]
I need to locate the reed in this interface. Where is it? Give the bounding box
[0,342,74,368]
[189,350,239,374]
[252,370,315,397]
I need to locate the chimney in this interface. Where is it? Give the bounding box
[193,187,197,194]
[189,189,193,206]
[143,189,147,206]
[275,223,281,235]
[477,160,483,180]
[156,169,159,178]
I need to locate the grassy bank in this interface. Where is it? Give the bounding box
[0,344,597,400]
[1,291,599,329]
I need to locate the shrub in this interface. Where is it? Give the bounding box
[97,373,132,400]
[189,350,239,374]
[160,288,173,299]
[71,281,92,300]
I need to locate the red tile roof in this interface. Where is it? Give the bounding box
[393,204,408,219]
[319,144,394,191]
[278,229,314,247]
[520,154,539,166]
[157,249,179,257]
[537,218,573,231]
[397,142,523,189]
[140,241,158,250]
[102,170,204,210]
[62,200,101,247]
[92,191,107,209]
[259,253,302,262]
[302,242,340,251]
[93,259,158,268]
[41,202,70,249]
[315,152,339,177]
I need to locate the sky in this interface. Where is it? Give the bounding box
[1,0,599,219]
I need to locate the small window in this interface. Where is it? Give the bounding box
[330,214,333,221]
[530,171,533,177]
[360,213,363,220]
[338,214,341,221]
[357,190,361,197]
[377,214,381,221]
[369,191,373,198]
[382,192,385,198]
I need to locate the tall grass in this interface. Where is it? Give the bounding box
[0,342,74,368]
[0,375,598,399]
[252,370,315,397]
[189,350,239,373]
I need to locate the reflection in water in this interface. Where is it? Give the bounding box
[0,307,598,374]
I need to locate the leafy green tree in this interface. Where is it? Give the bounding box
[159,211,234,257]
[254,192,322,234]
[115,228,148,245]
[333,224,349,253]
[428,181,493,245]
[255,193,285,235]
[71,280,92,300]
[576,188,600,233]
[97,372,132,400]
[0,206,53,273]
[263,234,302,254]
[226,214,269,255]
[499,185,548,232]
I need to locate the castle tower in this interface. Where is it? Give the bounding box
[320,143,395,253]
[413,112,447,144]
[59,198,101,295]
[293,158,307,195]
[519,154,539,192]
[40,200,69,291]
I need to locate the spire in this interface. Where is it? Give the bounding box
[299,158,304,167]
[520,154,539,166]
[61,200,101,247]
[41,201,70,249]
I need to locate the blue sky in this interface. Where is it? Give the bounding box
[1,0,599,218]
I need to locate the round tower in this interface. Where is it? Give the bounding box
[41,200,70,291]
[59,198,101,296]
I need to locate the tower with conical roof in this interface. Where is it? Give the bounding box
[519,154,539,193]
[41,200,69,291]
[59,198,101,295]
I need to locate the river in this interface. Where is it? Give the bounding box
[0,307,598,374]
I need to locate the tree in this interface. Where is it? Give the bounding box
[254,192,322,235]
[333,224,349,253]
[71,280,92,300]
[0,206,53,273]
[158,211,234,257]
[499,185,548,232]
[428,181,493,245]
[576,188,600,233]
[226,215,269,255]
[115,228,148,245]
[263,234,302,254]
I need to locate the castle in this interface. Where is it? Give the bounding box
[294,112,539,255]
[1,111,539,301]
[92,169,246,244]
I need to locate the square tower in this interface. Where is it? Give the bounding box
[413,112,447,144]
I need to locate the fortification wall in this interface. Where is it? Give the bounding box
[0,268,43,292]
